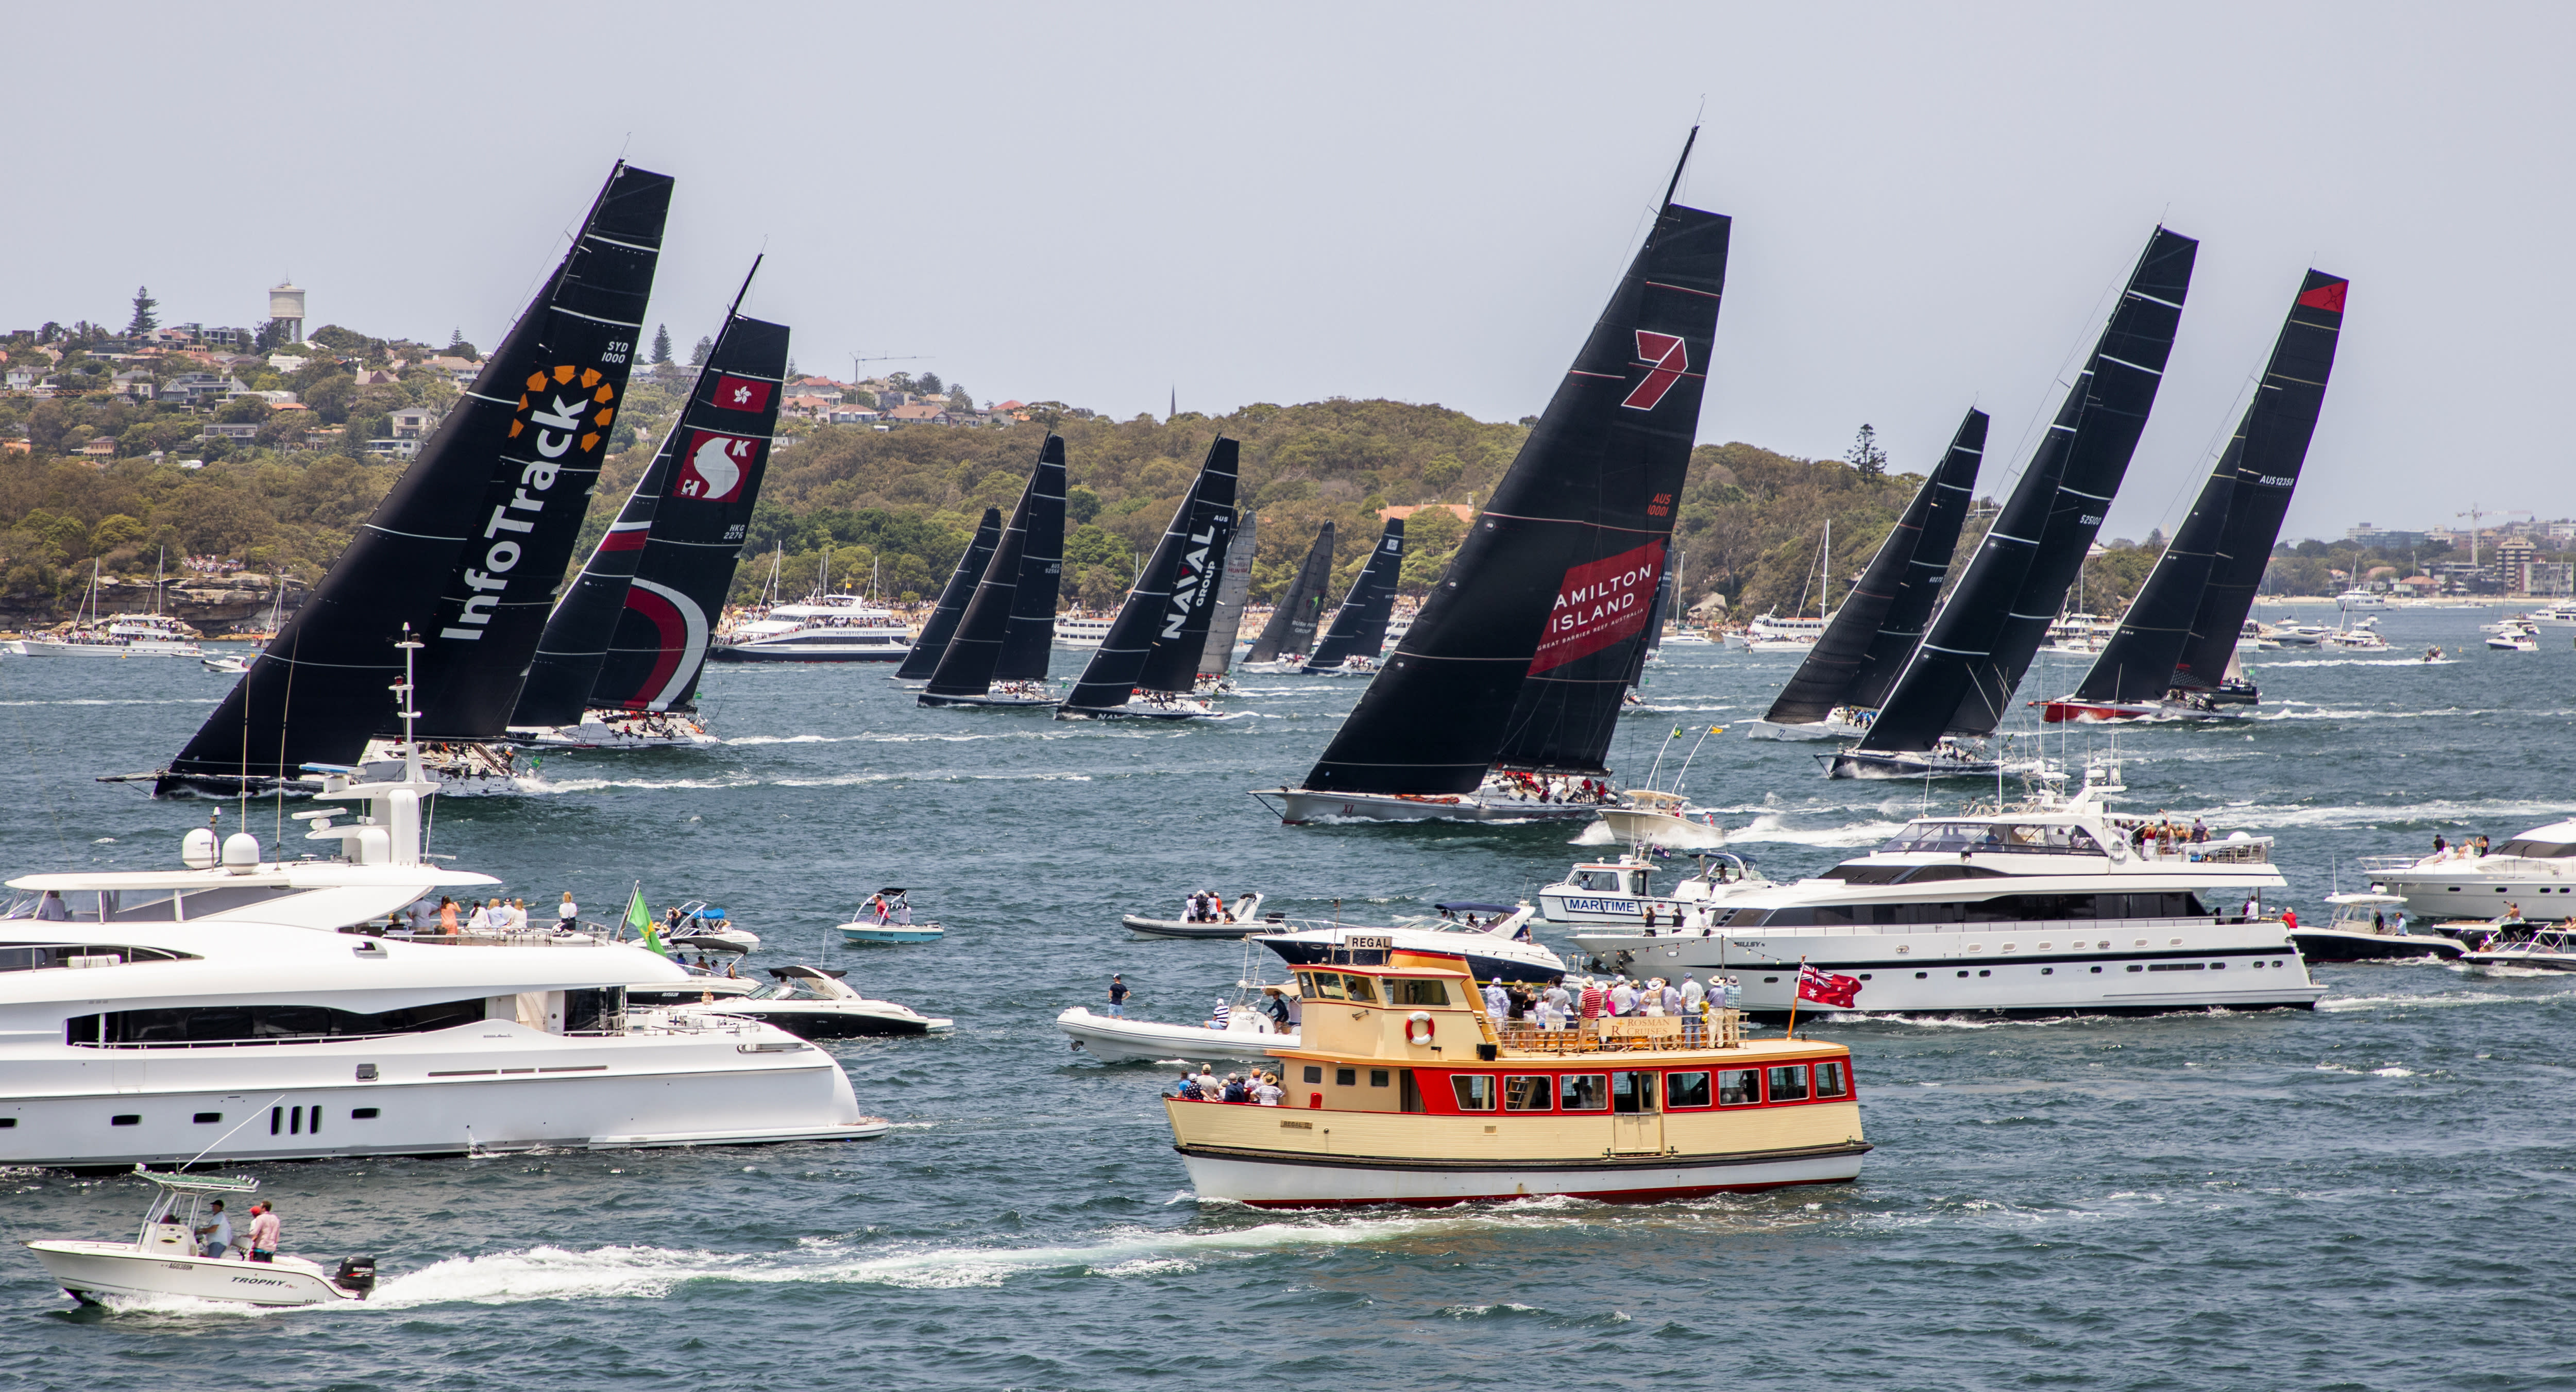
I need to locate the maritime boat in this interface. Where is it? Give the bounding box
[669,965,953,1038]
[1124,893,1269,940]
[1567,765,2325,1017]
[1255,910,1565,985]
[1160,946,1868,1206]
[2361,822,2576,921]
[1536,853,1770,929]
[2290,892,2465,963]
[26,1170,377,1307]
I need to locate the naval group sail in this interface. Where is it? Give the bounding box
[1242,523,1335,670]
[1057,438,1241,719]
[1755,410,1986,737]
[1301,518,1404,674]
[920,434,1067,708]
[149,163,672,797]
[1255,133,1730,823]
[511,287,789,745]
[895,507,1005,684]
[2044,271,2349,721]
[1829,227,2197,780]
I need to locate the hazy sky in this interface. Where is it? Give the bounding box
[7,4,2566,541]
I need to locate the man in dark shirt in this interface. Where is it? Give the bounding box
[1106,975,1128,1018]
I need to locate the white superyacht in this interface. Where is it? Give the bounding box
[2362,820,2576,922]
[1565,767,2323,1016]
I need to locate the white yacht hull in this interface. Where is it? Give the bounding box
[8,639,202,658]
[27,1242,362,1306]
[1056,1007,1296,1064]
[1175,1143,1868,1207]
[515,715,721,749]
[1741,718,1863,741]
[2365,869,2576,922]
[1254,788,1608,825]
[1594,807,1728,848]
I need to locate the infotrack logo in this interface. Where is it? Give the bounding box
[440,364,613,642]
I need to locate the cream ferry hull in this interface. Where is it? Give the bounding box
[26,1242,360,1306]
[1175,1142,1867,1207]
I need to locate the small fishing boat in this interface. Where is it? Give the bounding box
[671,965,953,1038]
[2289,892,2465,963]
[25,1169,377,1307]
[1124,892,1269,939]
[839,887,944,944]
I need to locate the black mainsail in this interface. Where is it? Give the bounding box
[922,435,1065,701]
[1059,438,1241,714]
[1244,523,1334,664]
[1302,518,1404,672]
[2169,272,2348,694]
[1196,510,1257,678]
[158,163,671,794]
[1763,410,1986,725]
[2064,451,2233,705]
[1856,228,2197,756]
[513,300,787,726]
[896,507,1004,682]
[587,315,789,714]
[1297,169,1730,795]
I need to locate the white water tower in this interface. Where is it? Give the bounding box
[267,281,305,344]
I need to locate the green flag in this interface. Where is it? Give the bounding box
[629,885,664,956]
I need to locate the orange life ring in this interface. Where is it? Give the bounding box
[1405,1011,1435,1046]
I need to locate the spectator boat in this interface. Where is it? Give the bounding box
[837,888,943,944]
[1123,892,1269,940]
[8,561,205,659]
[669,965,952,1038]
[2462,925,2576,971]
[714,592,911,662]
[2289,892,2465,963]
[2360,821,2576,921]
[1058,995,1298,1066]
[25,1170,378,1307]
[1535,852,1771,928]
[1160,945,1868,1206]
[1254,907,1566,985]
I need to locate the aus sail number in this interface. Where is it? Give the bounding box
[1646,491,1673,519]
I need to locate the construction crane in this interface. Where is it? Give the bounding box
[848,350,931,383]
[2455,506,2532,566]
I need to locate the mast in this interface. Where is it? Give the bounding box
[1059,437,1241,711]
[1244,523,1335,663]
[1764,409,1985,724]
[1857,227,2197,756]
[160,162,672,793]
[1302,518,1405,672]
[1309,173,1731,792]
[924,435,1065,697]
[1196,510,1258,677]
[895,507,1004,682]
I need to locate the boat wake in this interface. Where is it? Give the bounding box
[2255,657,2462,669]
[2315,988,2544,1012]
[1723,813,1909,849]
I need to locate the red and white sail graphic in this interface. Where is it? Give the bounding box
[677,430,758,501]
[619,577,710,711]
[1620,330,1689,410]
[1529,541,1665,674]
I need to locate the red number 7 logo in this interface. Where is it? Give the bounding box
[1621,331,1688,411]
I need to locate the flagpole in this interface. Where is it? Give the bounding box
[1784,954,1806,1041]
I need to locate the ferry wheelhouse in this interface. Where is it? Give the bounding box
[1162,946,1867,1207]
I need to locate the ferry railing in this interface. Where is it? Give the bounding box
[1492,1010,1743,1055]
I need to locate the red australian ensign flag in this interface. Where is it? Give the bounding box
[1529,541,1665,674]
[710,374,773,413]
[1797,963,1862,1009]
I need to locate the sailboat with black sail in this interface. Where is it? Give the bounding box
[136,163,671,798]
[1301,518,1404,675]
[1253,133,1729,823]
[2040,272,2348,723]
[1193,510,1257,695]
[1826,227,2197,780]
[1057,439,1240,720]
[919,435,1067,709]
[1748,410,1986,741]
[1240,523,1334,674]
[512,278,790,749]
[893,507,1004,686]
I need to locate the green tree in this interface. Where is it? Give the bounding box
[1844,424,1887,479]
[690,336,711,366]
[948,384,974,412]
[1065,485,1101,524]
[918,372,944,395]
[652,325,673,364]
[126,287,158,335]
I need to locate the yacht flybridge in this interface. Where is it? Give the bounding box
[1567,766,2324,1017]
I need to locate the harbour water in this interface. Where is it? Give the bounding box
[4,605,2571,1389]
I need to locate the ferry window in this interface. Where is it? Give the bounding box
[352,1108,379,1119]
[1717,1069,1760,1105]
[1335,1068,1357,1086]
[1667,1071,1712,1109]
[1559,1074,1609,1111]
[112,1114,139,1126]
[1400,1070,1425,1114]
[1309,974,1346,1001]
[1815,1061,1850,1098]
[1391,979,1449,1007]
[1766,1065,1810,1102]
[1302,1065,1323,1084]
[1611,1072,1659,1114]
[1342,976,1379,1004]
[1504,1076,1553,1111]
[2091,966,2104,974]
[1369,1069,1391,1087]
[193,1112,221,1123]
[1452,1075,1497,1111]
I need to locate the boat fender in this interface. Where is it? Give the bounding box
[2107,837,2128,863]
[1405,1012,1435,1046]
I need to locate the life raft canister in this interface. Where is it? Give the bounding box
[1405,1012,1435,1046]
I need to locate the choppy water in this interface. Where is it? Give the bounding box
[4,605,2571,1390]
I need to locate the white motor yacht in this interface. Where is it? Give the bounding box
[26,1169,378,1307]
[667,965,952,1038]
[2336,588,2388,611]
[1051,613,1113,649]
[1254,905,1566,984]
[2462,924,2576,971]
[2361,821,2576,921]
[1567,766,2324,1016]
[2528,603,2576,630]
[8,562,205,658]
[713,593,912,662]
[1536,852,1771,929]
[2486,621,2539,652]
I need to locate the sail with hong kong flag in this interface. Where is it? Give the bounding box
[1262,129,1726,818]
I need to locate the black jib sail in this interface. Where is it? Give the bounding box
[1137,510,1235,693]
[159,162,671,793]
[923,435,1065,698]
[1301,170,1730,794]
[1302,518,1405,672]
[1858,227,2197,754]
[2169,272,2348,693]
[1764,410,1986,725]
[587,315,789,714]
[1244,523,1334,664]
[1059,438,1242,712]
[1197,510,1258,677]
[895,507,1004,682]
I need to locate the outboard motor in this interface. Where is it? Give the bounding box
[332,1255,377,1298]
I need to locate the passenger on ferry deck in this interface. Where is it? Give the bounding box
[1610,979,1638,1016]
[1482,980,1509,1019]
[1545,980,1573,1019]
[1639,979,1665,1017]
[1253,1074,1284,1105]
[1579,978,1605,1020]
[1659,979,1685,1016]
[1680,974,1706,1011]
[1222,1074,1249,1103]
[1257,987,1290,1030]
[1536,997,1565,1030]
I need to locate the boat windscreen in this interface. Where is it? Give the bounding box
[2496,840,2576,860]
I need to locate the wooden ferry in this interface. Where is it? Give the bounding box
[1163,944,1869,1207]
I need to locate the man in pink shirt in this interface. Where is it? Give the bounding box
[1579,977,1605,1020]
[245,1201,281,1264]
